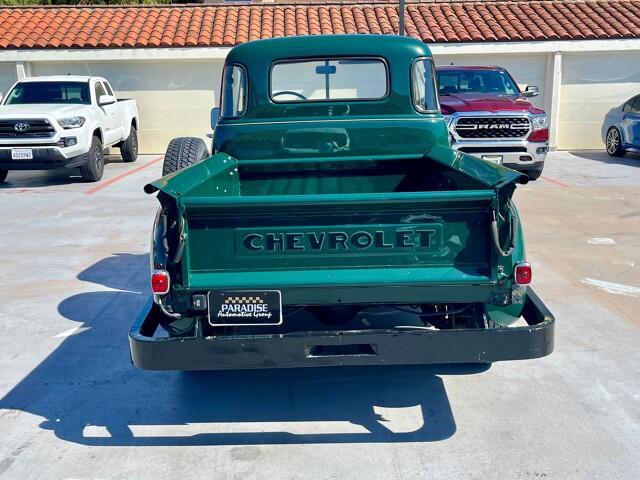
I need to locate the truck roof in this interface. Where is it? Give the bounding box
[18,75,103,83]
[436,66,504,72]
[227,34,432,64]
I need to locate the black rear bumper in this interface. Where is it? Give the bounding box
[129,289,554,371]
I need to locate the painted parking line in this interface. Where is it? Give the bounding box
[541,175,571,188]
[84,155,163,195]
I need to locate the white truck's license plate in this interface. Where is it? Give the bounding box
[482,155,503,164]
[11,148,33,160]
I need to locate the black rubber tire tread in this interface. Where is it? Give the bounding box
[0,169,7,183]
[527,166,544,181]
[162,137,209,176]
[606,127,625,157]
[120,125,138,163]
[79,136,104,182]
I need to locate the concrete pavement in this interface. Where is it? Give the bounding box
[0,151,639,479]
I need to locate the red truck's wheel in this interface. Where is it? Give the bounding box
[162,137,210,176]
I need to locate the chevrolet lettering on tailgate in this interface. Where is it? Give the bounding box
[237,225,442,255]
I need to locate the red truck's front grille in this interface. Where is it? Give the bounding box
[454,117,530,139]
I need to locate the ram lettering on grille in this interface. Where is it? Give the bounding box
[455,117,530,139]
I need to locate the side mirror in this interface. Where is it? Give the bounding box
[523,85,539,98]
[210,107,220,130]
[98,94,117,106]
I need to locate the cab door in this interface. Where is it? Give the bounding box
[94,81,121,146]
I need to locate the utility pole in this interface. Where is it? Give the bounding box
[399,0,405,36]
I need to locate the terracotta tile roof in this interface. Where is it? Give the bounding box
[0,1,638,49]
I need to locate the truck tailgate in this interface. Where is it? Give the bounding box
[181,189,495,302]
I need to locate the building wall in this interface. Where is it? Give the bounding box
[30,60,223,153]
[0,62,17,99]
[557,51,640,150]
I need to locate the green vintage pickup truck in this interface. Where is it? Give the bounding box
[129,35,554,370]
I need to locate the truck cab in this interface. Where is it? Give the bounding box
[437,66,549,180]
[130,35,554,371]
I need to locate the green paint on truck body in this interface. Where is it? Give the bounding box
[145,35,540,341]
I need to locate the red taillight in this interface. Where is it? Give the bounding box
[529,128,549,142]
[514,262,532,285]
[151,270,170,294]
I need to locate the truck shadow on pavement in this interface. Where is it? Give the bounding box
[0,253,489,447]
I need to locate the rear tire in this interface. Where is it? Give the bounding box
[120,125,138,163]
[162,137,209,176]
[0,169,7,183]
[606,127,625,157]
[79,136,104,182]
[527,166,544,181]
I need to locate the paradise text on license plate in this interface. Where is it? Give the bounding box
[11,148,33,160]
[208,290,283,327]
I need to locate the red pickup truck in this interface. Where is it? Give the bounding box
[437,66,548,180]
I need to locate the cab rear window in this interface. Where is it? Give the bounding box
[271,58,388,103]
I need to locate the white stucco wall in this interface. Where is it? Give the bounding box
[557,51,640,150]
[30,61,223,153]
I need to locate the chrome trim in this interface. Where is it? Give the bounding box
[448,111,534,142]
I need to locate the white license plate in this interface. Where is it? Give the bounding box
[11,148,33,160]
[482,155,503,165]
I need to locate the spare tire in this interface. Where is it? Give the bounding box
[162,137,210,176]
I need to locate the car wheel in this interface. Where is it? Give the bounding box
[0,169,7,183]
[527,166,544,181]
[606,127,625,157]
[79,136,104,182]
[162,137,210,176]
[120,125,138,163]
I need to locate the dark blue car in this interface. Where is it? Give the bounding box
[603,94,640,157]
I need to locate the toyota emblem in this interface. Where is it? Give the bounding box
[14,122,30,133]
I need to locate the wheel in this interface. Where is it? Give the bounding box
[162,137,210,176]
[527,165,544,181]
[0,169,7,183]
[606,127,625,157]
[120,125,138,163]
[79,136,104,182]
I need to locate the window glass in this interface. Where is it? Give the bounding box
[623,100,633,113]
[5,81,90,105]
[94,82,107,101]
[411,59,439,112]
[220,65,247,118]
[271,58,387,102]
[103,82,114,96]
[436,69,519,96]
[631,96,640,114]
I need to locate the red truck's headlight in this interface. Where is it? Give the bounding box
[529,114,548,142]
[151,269,170,294]
[514,262,532,285]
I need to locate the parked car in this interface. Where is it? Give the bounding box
[0,75,139,183]
[129,35,554,371]
[436,66,548,180]
[602,94,640,157]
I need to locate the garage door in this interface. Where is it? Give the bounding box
[434,53,549,112]
[558,52,640,150]
[0,63,17,101]
[32,61,223,154]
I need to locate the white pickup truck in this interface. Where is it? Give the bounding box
[0,75,139,182]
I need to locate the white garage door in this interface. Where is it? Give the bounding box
[558,52,640,150]
[433,53,549,111]
[0,63,17,100]
[32,61,223,154]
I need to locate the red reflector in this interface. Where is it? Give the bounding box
[529,128,549,142]
[515,263,532,285]
[151,270,170,294]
